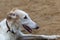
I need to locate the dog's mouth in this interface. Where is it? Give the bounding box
[22,24,32,33]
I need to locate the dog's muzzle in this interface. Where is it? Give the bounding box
[22,24,32,33]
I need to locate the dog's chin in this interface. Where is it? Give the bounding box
[22,24,32,33]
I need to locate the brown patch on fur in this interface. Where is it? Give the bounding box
[7,8,19,21]
[7,12,19,23]
[6,10,22,30]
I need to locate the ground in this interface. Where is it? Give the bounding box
[0,0,60,40]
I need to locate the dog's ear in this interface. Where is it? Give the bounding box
[7,12,19,20]
[7,13,13,20]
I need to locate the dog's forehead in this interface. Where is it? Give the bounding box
[14,9,28,17]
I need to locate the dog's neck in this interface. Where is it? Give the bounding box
[6,19,22,33]
[7,19,20,33]
[6,19,19,28]
[6,20,16,34]
[6,19,24,35]
[6,20,13,27]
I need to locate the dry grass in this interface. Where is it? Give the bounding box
[0,0,60,40]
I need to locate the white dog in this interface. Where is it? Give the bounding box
[0,8,39,40]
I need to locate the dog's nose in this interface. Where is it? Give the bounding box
[35,26,39,29]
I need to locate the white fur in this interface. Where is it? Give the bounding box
[0,9,38,40]
[13,9,38,29]
[0,19,16,40]
[0,18,27,40]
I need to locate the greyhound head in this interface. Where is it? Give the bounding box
[9,8,39,33]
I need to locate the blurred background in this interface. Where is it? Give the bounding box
[0,0,60,36]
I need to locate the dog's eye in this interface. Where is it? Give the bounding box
[24,16,27,19]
